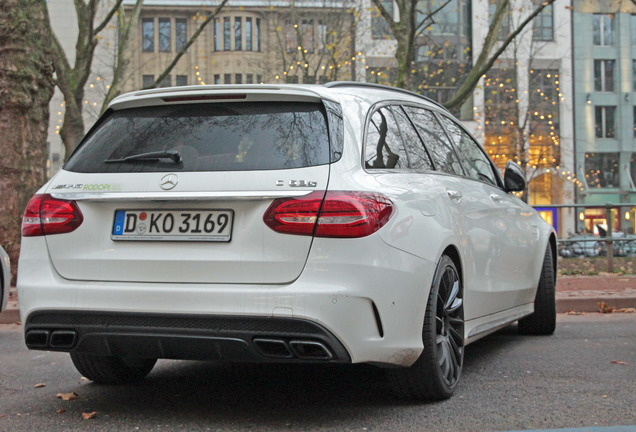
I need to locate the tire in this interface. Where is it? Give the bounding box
[70,353,157,384]
[518,244,556,335]
[389,255,464,400]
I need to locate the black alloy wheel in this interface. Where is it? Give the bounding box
[434,258,464,389]
[389,255,464,400]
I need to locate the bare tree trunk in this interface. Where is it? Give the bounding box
[51,0,124,159]
[0,0,54,280]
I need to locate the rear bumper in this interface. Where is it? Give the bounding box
[24,310,350,363]
[18,236,437,367]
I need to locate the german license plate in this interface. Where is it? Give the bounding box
[111,209,233,242]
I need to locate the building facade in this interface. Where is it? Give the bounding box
[572,0,636,234]
[124,0,357,93]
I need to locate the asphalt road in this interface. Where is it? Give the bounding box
[1,313,634,432]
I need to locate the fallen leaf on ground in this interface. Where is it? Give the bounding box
[598,302,615,313]
[614,308,635,313]
[82,412,97,420]
[56,392,79,401]
[610,360,627,365]
[33,383,46,388]
[566,310,585,315]
[56,408,66,414]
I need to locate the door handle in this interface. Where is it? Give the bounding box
[447,190,463,202]
[490,194,503,203]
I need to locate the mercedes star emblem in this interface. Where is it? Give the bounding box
[160,173,179,190]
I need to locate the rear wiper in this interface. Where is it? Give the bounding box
[104,150,182,164]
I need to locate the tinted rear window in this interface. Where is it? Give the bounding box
[65,102,331,173]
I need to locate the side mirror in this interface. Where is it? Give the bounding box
[504,161,526,192]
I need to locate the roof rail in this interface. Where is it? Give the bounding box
[323,81,449,112]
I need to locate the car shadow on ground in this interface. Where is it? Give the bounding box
[51,324,528,428]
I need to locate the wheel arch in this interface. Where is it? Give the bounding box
[548,233,557,283]
[441,244,463,291]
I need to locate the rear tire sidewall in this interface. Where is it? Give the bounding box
[422,255,464,398]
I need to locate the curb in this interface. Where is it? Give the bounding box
[556,296,636,313]
[0,307,19,325]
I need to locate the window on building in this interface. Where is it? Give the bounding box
[528,69,561,168]
[419,0,469,37]
[176,75,187,86]
[594,60,615,92]
[159,75,171,87]
[255,19,261,52]
[224,74,231,84]
[593,14,614,46]
[235,17,242,51]
[158,18,171,52]
[246,74,253,84]
[142,74,154,88]
[372,0,393,39]
[257,74,262,83]
[286,75,299,84]
[301,19,315,53]
[316,21,327,53]
[235,74,242,84]
[285,21,298,53]
[585,153,620,188]
[214,74,221,84]
[631,153,636,189]
[595,106,616,138]
[223,17,231,51]
[532,0,553,41]
[489,0,510,41]
[176,18,187,51]
[246,18,252,51]
[214,18,221,51]
[142,18,154,52]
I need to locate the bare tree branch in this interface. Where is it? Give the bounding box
[93,0,125,35]
[444,0,556,111]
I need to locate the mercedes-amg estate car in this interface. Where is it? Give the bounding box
[18,83,556,400]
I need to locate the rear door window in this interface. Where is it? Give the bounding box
[403,107,464,176]
[391,106,435,171]
[439,115,500,187]
[64,102,331,173]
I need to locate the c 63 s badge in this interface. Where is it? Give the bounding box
[276,180,317,187]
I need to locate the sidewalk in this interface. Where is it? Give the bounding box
[1,276,635,324]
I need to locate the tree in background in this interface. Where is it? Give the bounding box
[370,0,557,112]
[270,1,358,84]
[0,0,55,278]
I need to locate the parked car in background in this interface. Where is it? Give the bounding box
[17,83,556,400]
[0,246,10,313]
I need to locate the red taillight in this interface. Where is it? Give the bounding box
[263,191,393,238]
[22,194,84,237]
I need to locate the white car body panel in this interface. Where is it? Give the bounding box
[0,246,9,312]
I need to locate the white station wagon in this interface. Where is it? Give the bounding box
[18,83,556,400]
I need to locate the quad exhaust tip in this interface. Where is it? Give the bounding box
[253,338,333,360]
[26,329,78,350]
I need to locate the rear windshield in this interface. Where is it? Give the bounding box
[64,102,331,173]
